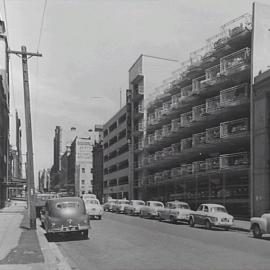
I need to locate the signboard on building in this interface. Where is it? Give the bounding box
[76,140,92,162]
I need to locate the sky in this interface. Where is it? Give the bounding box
[0,0,269,179]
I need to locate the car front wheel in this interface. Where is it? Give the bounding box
[253,224,262,239]
[205,220,212,230]
[189,217,195,227]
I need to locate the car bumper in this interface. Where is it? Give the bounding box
[213,222,233,228]
[48,224,90,233]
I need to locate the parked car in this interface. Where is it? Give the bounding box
[124,200,145,215]
[83,197,103,219]
[159,201,192,224]
[250,213,270,238]
[114,199,130,213]
[189,203,234,230]
[103,200,117,212]
[34,192,58,218]
[139,201,164,218]
[40,197,90,239]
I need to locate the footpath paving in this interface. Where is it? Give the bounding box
[0,200,72,270]
[0,200,251,270]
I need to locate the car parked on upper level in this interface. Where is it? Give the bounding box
[40,197,90,239]
[103,200,117,212]
[124,200,145,215]
[139,201,164,218]
[250,213,270,238]
[114,199,130,213]
[159,201,192,224]
[189,203,234,230]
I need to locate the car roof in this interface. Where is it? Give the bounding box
[131,200,144,202]
[167,201,188,205]
[48,197,82,203]
[200,203,225,208]
[147,201,163,203]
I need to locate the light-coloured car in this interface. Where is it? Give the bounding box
[189,203,234,230]
[250,213,270,238]
[159,201,192,224]
[103,200,117,212]
[114,199,130,213]
[40,197,90,239]
[84,198,103,220]
[124,200,145,215]
[139,201,164,218]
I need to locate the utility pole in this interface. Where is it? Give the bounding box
[8,46,42,229]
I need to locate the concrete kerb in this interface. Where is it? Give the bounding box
[36,219,72,270]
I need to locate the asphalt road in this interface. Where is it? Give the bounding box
[55,212,270,270]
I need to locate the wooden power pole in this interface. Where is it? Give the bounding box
[8,46,42,229]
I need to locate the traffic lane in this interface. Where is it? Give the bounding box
[56,212,270,270]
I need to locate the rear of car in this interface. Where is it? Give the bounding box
[42,197,90,239]
[84,198,103,219]
[116,200,130,213]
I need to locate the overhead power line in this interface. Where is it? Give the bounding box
[37,0,47,52]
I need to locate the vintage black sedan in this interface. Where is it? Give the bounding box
[41,197,90,239]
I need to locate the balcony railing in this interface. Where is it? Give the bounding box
[147,154,155,165]
[222,13,252,39]
[154,129,163,142]
[190,44,212,68]
[172,142,181,154]
[154,107,162,121]
[154,172,163,183]
[220,47,250,76]
[181,111,193,127]
[192,104,207,121]
[206,95,221,114]
[192,131,206,146]
[202,64,221,87]
[161,101,171,116]
[148,175,155,185]
[138,103,144,113]
[207,31,228,51]
[181,164,192,175]
[138,121,144,132]
[162,124,172,137]
[171,92,182,109]
[220,152,249,169]
[138,84,144,95]
[147,134,155,146]
[181,137,192,151]
[138,140,144,150]
[162,146,173,158]
[147,113,155,126]
[154,151,163,161]
[162,170,171,179]
[171,118,181,132]
[192,75,207,94]
[206,157,220,170]
[206,126,220,143]
[171,167,182,177]
[192,161,206,174]
[220,118,249,138]
[220,83,249,107]
[181,85,192,102]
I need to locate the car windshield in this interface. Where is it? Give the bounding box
[135,202,145,205]
[176,204,190,209]
[210,207,227,213]
[153,203,163,207]
[120,201,129,204]
[85,199,99,205]
[56,202,80,209]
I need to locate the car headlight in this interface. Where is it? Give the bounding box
[210,217,218,223]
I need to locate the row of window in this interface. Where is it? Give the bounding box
[104,160,129,175]
[103,113,127,137]
[103,129,127,149]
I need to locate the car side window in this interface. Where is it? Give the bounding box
[147,202,150,206]
[204,206,209,212]
[197,205,203,211]
[166,203,170,208]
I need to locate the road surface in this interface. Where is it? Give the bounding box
[54,212,270,270]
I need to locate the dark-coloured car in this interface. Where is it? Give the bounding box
[41,197,90,239]
[34,193,58,218]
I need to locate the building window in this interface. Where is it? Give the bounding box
[82,168,85,173]
[81,180,85,185]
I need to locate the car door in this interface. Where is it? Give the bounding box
[195,205,204,224]
[163,203,171,219]
[201,205,209,224]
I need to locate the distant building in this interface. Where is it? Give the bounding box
[38,169,50,192]
[68,137,93,196]
[92,139,103,202]
[50,126,62,190]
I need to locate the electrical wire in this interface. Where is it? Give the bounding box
[37,0,47,52]
[3,0,9,38]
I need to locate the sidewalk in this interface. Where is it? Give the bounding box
[0,200,72,270]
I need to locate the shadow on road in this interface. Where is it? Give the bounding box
[44,232,89,242]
